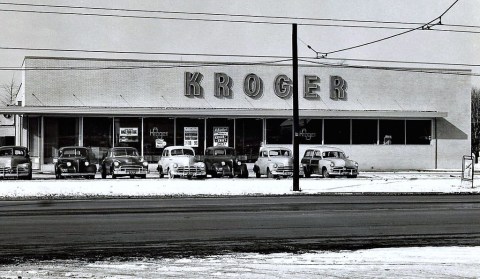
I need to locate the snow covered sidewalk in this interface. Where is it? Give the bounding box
[1,246,479,278]
[0,171,478,199]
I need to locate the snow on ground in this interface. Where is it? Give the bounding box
[0,171,478,199]
[1,246,479,278]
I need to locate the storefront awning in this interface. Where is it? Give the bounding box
[0,106,448,118]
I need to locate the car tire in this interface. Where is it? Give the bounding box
[347,175,357,178]
[168,169,174,179]
[158,167,164,178]
[255,171,261,178]
[55,169,61,179]
[240,165,249,178]
[140,174,147,179]
[322,168,329,178]
[112,174,117,179]
[26,170,32,180]
[129,175,135,179]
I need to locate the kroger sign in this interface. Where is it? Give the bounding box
[184,72,348,100]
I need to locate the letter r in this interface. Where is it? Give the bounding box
[330,76,347,100]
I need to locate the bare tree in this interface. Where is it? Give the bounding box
[1,77,21,106]
[472,88,480,158]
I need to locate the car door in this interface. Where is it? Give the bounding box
[160,149,170,174]
[301,150,313,172]
[311,150,323,174]
[258,150,268,174]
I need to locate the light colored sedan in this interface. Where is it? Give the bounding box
[301,146,359,178]
[253,147,303,178]
[157,146,206,179]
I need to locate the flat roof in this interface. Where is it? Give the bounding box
[0,106,448,118]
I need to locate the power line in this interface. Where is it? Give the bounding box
[307,0,461,56]
[2,1,478,29]
[0,5,477,34]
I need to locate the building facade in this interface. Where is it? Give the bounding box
[1,56,472,171]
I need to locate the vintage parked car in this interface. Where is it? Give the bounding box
[0,146,32,180]
[157,146,206,179]
[100,147,148,179]
[54,146,97,179]
[301,146,359,178]
[203,146,249,178]
[253,147,304,178]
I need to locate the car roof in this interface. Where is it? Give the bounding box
[110,147,138,150]
[260,147,292,152]
[164,146,194,150]
[0,145,27,150]
[307,146,344,152]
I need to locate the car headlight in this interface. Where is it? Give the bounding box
[221,161,225,166]
[198,162,205,167]
[66,162,72,167]
[143,162,148,167]
[19,163,30,168]
[114,161,120,167]
[84,161,90,167]
[330,162,334,167]
[273,163,278,169]
[140,157,144,162]
[237,161,242,166]
[355,162,359,167]
[173,163,178,168]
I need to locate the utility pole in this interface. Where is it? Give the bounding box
[292,23,300,192]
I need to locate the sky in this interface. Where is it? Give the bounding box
[0,0,479,100]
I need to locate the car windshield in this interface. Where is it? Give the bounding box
[322,151,346,159]
[61,148,87,157]
[269,150,291,157]
[171,149,194,156]
[213,148,235,156]
[112,148,138,157]
[0,148,25,156]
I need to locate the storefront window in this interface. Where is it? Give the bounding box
[44,117,79,163]
[143,117,174,162]
[406,120,431,144]
[380,120,405,145]
[176,118,205,155]
[266,118,292,144]
[324,119,350,144]
[114,117,141,152]
[235,118,263,162]
[352,119,377,144]
[84,117,113,163]
[28,117,40,157]
[206,118,235,148]
[299,119,322,144]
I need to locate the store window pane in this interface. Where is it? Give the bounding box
[176,118,205,155]
[28,117,40,157]
[266,118,292,144]
[380,120,405,145]
[324,119,350,144]
[352,119,377,144]
[299,119,322,144]
[84,117,113,163]
[236,118,263,162]
[143,118,174,162]
[114,117,141,152]
[206,118,235,148]
[406,120,431,144]
[44,117,79,164]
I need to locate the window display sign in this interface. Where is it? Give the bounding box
[213,127,229,147]
[119,127,138,143]
[184,127,199,147]
[155,138,167,148]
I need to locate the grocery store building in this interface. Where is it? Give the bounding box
[1,56,471,171]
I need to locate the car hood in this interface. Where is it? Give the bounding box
[0,157,29,167]
[270,157,293,166]
[171,155,197,166]
[113,156,142,164]
[324,158,357,168]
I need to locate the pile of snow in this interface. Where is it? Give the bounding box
[0,172,478,198]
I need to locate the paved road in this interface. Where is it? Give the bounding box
[0,195,479,259]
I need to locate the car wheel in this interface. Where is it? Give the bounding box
[26,170,32,180]
[90,175,95,179]
[240,165,249,178]
[347,175,357,178]
[55,169,61,179]
[267,168,273,178]
[141,174,147,179]
[255,171,261,178]
[158,167,164,178]
[129,175,135,179]
[112,174,117,179]
[211,171,218,178]
[168,169,174,179]
[322,168,330,178]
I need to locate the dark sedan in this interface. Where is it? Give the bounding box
[54,146,97,179]
[100,147,148,179]
[203,146,248,178]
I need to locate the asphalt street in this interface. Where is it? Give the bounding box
[0,195,479,260]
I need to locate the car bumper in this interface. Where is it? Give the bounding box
[0,167,30,178]
[172,167,206,177]
[329,168,358,176]
[113,168,148,176]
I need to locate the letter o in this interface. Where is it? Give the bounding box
[243,74,263,98]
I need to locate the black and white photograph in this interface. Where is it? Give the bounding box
[0,0,479,277]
